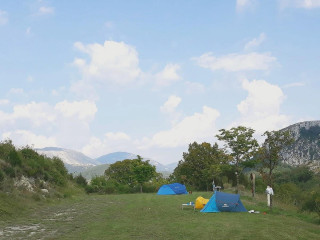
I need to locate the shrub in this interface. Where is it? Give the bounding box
[74,174,87,187]
[302,190,320,221]
[0,170,4,182]
[89,176,108,194]
[275,183,299,204]
[8,150,21,167]
[3,166,15,178]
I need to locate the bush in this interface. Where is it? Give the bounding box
[142,182,157,193]
[302,190,320,219]
[8,150,21,167]
[3,166,15,178]
[0,170,4,182]
[74,174,87,187]
[88,176,108,194]
[50,171,67,186]
[275,183,300,204]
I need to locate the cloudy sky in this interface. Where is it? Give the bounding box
[1,0,319,164]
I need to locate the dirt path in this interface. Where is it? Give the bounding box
[0,195,110,240]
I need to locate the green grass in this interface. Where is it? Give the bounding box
[0,191,319,239]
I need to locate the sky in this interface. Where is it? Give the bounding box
[0,0,320,165]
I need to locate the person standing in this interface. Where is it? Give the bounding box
[266,185,274,208]
[212,179,215,192]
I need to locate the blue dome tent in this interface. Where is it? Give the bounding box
[201,191,247,212]
[157,183,188,195]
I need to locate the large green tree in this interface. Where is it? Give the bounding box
[133,155,156,193]
[259,130,294,187]
[172,142,230,191]
[105,156,156,193]
[216,126,259,193]
[105,159,136,186]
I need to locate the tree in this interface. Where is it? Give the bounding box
[259,130,294,210]
[172,142,230,191]
[216,126,259,193]
[132,156,156,193]
[105,159,136,186]
[105,156,156,193]
[259,130,294,187]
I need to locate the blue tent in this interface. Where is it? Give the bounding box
[157,183,188,195]
[200,191,247,212]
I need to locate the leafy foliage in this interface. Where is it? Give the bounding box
[216,126,259,193]
[259,130,294,186]
[0,140,71,190]
[171,142,231,191]
[96,155,157,194]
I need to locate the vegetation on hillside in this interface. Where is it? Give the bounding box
[0,140,85,211]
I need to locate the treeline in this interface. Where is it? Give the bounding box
[85,126,319,219]
[169,126,319,218]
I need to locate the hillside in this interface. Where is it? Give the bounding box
[77,163,110,180]
[95,152,137,164]
[36,147,98,166]
[280,121,320,170]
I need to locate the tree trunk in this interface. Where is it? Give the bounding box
[140,184,143,193]
[236,173,239,194]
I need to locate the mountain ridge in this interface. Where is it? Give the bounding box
[36,148,177,175]
[280,120,320,169]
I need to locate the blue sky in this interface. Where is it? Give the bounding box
[0,0,320,164]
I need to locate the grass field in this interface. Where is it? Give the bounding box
[0,191,319,240]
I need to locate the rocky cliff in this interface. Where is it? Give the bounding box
[280,121,320,169]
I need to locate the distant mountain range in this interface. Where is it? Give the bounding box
[36,147,177,179]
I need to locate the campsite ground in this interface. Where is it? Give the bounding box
[0,191,319,240]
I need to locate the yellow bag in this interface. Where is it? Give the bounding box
[195,196,209,209]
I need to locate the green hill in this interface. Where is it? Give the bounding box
[76,163,110,181]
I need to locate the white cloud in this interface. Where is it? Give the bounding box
[82,132,132,158]
[2,130,57,148]
[54,100,97,121]
[38,6,55,15]
[193,52,276,72]
[0,10,8,25]
[160,95,181,113]
[12,102,56,127]
[73,41,141,85]
[0,99,9,105]
[234,79,290,135]
[143,106,220,148]
[0,100,98,150]
[280,0,320,9]
[244,33,266,51]
[105,132,131,141]
[155,64,181,87]
[237,0,256,11]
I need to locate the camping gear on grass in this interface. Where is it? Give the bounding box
[195,196,209,210]
[181,202,195,210]
[200,191,247,213]
[157,183,188,195]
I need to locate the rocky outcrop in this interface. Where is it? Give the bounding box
[280,121,320,169]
